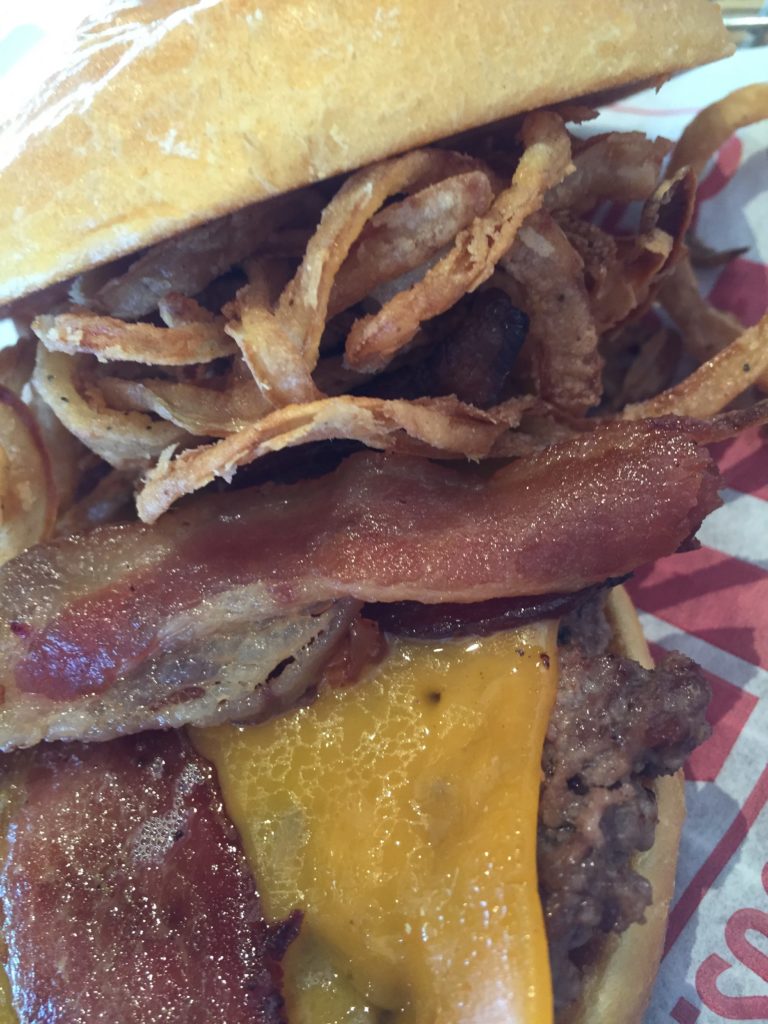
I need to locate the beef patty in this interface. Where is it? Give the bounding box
[539,598,710,1013]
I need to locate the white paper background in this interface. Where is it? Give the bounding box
[596,48,768,1024]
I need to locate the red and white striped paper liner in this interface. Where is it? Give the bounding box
[596,47,768,1024]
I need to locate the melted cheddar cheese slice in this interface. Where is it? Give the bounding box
[195,625,558,1024]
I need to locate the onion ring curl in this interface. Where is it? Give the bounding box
[98,372,270,438]
[668,83,768,179]
[343,111,573,375]
[545,132,671,214]
[561,167,694,340]
[327,170,495,316]
[225,260,323,409]
[623,312,768,420]
[577,227,673,337]
[33,348,189,470]
[136,394,534,523]
[32,311,236,365]
[0,338,36,396]
[228,150,487,406]
[0,387,56,565]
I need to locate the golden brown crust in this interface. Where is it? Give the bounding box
[0,0,731,307]
[564,586,686,1024]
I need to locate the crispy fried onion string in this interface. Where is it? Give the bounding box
[545,133,671,213]
[98,372,270,438]
[577,226,672,335]
[641,168,697,255]
[623,311,768,420]
[657,255,745,359]
[0,386,57,564]
[27,392,90,516]
[33,348,188,470]
[225,267,322,408]
[32,310,236,365]
[136,395,534,523]
[0,338,36,396]
[603,326,682,412]
[558,169,694,339]
[502,210,601,415]
[619,328,681,407]
[226,150,486,406]
[19,95,766,532]
[343,111,573,375]
[668,83,768,179]
[156,294,218,328]
[328,170,495,316]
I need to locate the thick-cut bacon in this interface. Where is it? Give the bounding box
[0,596,356,749]
[0,418,726,750]
[0,731,299,1024]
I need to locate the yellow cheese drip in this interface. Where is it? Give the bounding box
[194,625,558,1024]
[0,974,14,1024]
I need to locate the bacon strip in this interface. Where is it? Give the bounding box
[0,731,298,1023]
[0,419,725,749]
[0,591,356,749]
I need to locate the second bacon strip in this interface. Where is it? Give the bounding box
[0,731,299,1023]
[0,417,724,749]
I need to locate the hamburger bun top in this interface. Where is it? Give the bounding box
[0,0,731,308]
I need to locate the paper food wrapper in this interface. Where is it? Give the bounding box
[595,48,768,1024]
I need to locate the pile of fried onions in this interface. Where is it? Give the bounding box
[0,88,762,537]
[0,382,56,561]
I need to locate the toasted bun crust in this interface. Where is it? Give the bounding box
[566,585,685,1024]
[0,0,730,307]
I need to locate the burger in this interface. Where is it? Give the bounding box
[0,2,763,1023]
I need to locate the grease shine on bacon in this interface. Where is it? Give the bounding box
[0,731,299,1024]
[0,418,722,750]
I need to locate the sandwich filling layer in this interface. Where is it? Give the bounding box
[0,592,709,1023]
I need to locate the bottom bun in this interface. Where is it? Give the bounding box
[564,586,686,1024]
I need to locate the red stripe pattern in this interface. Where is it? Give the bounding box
[629,546,768,667]
[596,55,768,1024]
[635,444,768,1022]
